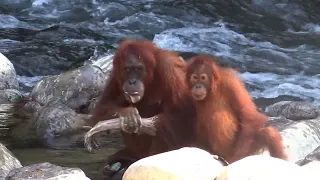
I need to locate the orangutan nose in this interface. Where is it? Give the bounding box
[129,79,137,85]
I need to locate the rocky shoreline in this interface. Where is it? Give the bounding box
[1,52,320,179]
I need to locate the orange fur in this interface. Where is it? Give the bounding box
[91,40,196,163]
[186,55,287,163]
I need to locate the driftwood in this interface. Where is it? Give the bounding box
[84,115,159,152]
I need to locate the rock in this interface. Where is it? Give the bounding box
[300,160,320,178]
[215,155,311,180]
[0,89,23,103]
[30,65,106,113]
[177,51,199,60]
[35,99,90,149]
[87,98,98,114]
[254,96,304,109]
[0,102,24,130]
[91,54,114,75]
[123,147,224,180]
[265,101,319,120]
[0,143,22,179]
[0,90,29,138]
[0,53,19,90]
[266,116,295,131]
[10,99,112,149]
[8,101,41,148]
[266,117,320,162]
[297,146,320,166]
[301,160,320,167]
[23,101,42,114]
[6,162,90,180]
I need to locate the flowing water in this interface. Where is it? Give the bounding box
[1,0,320,179]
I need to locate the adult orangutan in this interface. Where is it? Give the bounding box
[185,55,288,163]
[90,40,196,178]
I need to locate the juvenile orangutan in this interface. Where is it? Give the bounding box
[186,55,288,163]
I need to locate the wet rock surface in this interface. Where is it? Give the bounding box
[6,162,90,180]
[0,143,22,179]
[297,146,320,166]
[0,89,29,139]
[0,89,23,103]
[0,53,19,90]
[215,155,308,180]
[35,99,89,149]
[265,101,320,120]
[30,65,106,113]
[123,147,224,180]
[267,117,320,162]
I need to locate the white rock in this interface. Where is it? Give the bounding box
[0,53,19,90]
[0,143,22,179]
[91,54,114,74]
[266,117,320,162]
[280,119,320,162]
[123,147,224,180]
[215,155,316,180]
[300,161,320,178]
[6,162,90,180]
[301,160,320,168]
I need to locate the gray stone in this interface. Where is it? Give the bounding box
[300,160,320,178]
[215,155,309,180]
[123,147,224,180]
[0,89,23,103]
[30,65,106,113]
[6,162,90,180]
[297,146,320,166]
[265,101,319,120]
[35,99,89,149]
[23,101,42,115]
[267,116,320,162]
[0,53,19,90]
[87,98,98,114]
[0,90,27,138]
[0,143,22,179]
[91,54,114,74]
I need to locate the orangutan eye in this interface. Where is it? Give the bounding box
[191,74,198,80]
[124,67,130,72]
[199,74,208,82]
[135,66,143,71]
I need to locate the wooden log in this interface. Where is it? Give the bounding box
[84,115,159,152]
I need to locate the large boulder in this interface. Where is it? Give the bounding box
[6,162,90,180]
[0,53,19,90]
[266,117,320,162]
[300,160,320,178]
[30,64,106,113]
[123,147,224,180]
[265,101,319,120]
[0,143,22,179]
[35,99,90,149]
[0,89,26,138]
[0,89,23,104]
[215,155,314,180]
[297,146,320,166]
[10,99,91,149]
